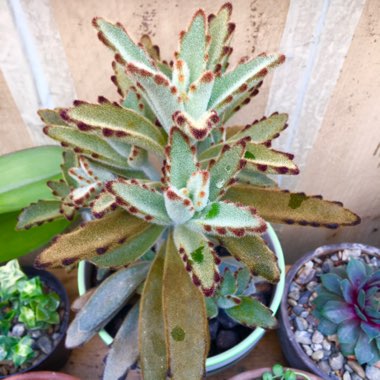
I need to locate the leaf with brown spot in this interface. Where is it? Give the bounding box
[162,235,209,380]
[35,209,150,268]
[221,235,280,283]
[111,60,134,98]
[224,184,361,228]
[139,245,168,380]
[236,168,278,188]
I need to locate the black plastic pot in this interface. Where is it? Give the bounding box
[278,243,380,380]
[1,267,71,379]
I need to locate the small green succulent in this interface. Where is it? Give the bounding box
[15,2,360,379]
[0,260,61,367]
[313,259,380,365]
[206,263,277,329]
[262,364,311,380]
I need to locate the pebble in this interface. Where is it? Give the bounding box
[52,332,60,341]
[295,317,308,331]
[311,343,322,351]
[288,299,297,307]
[322,339,331,351]
[343,371,351,380]
[288,289,300,300]
[300,311,309,318]
[296,267,316,285]
[30,329,42,339]
[329,352,344,370]
[293,305,304,316]
[327,334,339,344]
[302,344,313,356]
[347,361,366,378]
[11,323,25,337]
[311,350,324,361]
[322,259,334,273]
[218,310,238,329]
[298,291,312,305]
[306,281,318,291]
[312,330,324,344]
[289,282,301,292]
[295,331,312,345]
[318,360,331,374]
[37,335,53,355]
[351,375,362,380]
[365,365,380,380]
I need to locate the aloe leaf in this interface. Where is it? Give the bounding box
[103,302,140,380]
[221,235,280,283]
[185,71,215,119]
[17,200,64,230]
[191,200,267,238]
[244,143,299,175]
[228,113,288,143]
[208,54,285,110]
[140,245,167,380]
[0,146,63,213]
[173,225,219,296]
[164,187,194,224]
[208,141,246,201]
[186,170,210,211]
[93,18,155,70]
[163,235,208,380]
[108,179,171,225]
[225,296,277,329]
[35,210,149,268]
[224,184,361,228]
[179,9,207,84]
[125,63,183,132]
[63,102,166,157]
[0,211,71,263]
[66,262,149,348]
[90,224,165,268]
[206,3,233,72]
[165,127,197,189]
[237,168,278,188]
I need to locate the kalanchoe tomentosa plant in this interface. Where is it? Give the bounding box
[313,259,380,365]
[17,3,360,379]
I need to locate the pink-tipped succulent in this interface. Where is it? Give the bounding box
[16,3,360,379]
[313,259,380,365]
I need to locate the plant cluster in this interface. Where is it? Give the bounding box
[0,260,60,367]
[262,364,311,380]
[16,2,359,379]
[313,259,380,365]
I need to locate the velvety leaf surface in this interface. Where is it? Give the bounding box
[103,302,140,380]
[139,245,167,380]
[186,170,210,211]
[0,146,63,213]
[225,296,277,329]
[224,184,361,228]
[17,200,63,229]
[111,60,133,97]
[35,210,150,267]
[47,180,70,198]
[66,262,149,348]
[221,235,280,283]
[173,225,219,296]
[163,187,194,224]
[162,235,208,380]
[172,60,190,96]
[236,168,278,188]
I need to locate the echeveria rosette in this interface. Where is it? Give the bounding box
[313,259,380,365]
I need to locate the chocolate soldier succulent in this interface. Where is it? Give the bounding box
[17,3,360,379]
[313,259,380,365]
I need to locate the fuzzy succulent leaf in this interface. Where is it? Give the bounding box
[205,297,218,318]
[108,179,171,225]
[219,268,236,296]
[225,296,277,329]
[90,192,116,218]
[139,245,168,380]
[63,103,166,157]
[35,210,150,267]
[173,225,219,296]
[66,262,149,348]
[224,185,361,228]
[90,223,165,268]
[111,60,133,98]
[60,150,78,188]
[228,113,288,144]
[208,54,285,110]
[172,59,190,95]
[93,18,155,70]
[47,180,70,198]
[190,201,267,237]
[162,235,209,380]
[17,200,64,230]
[236,169,278,188]
[179,9,207,84]
[103,302,140,380]
[164,187,195,224]
[221,235,280,283]
[186,170,210,211]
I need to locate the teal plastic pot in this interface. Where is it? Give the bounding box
[77,223,285,374]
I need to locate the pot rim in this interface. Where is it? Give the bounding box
[228,366,322,380]
[279,242,380,380]
[7,371,80,380]
[77,222,285,372]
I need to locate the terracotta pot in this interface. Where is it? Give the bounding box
[8,371,80,380]
[228,366,322,380]
[278,243,380,380]
[1,267,71,379]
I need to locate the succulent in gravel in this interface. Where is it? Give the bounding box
[206,264,277,329]
[0,260,60,367]
[313,259,380,365]
[15,3,360,379]
[262,364,311,380]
